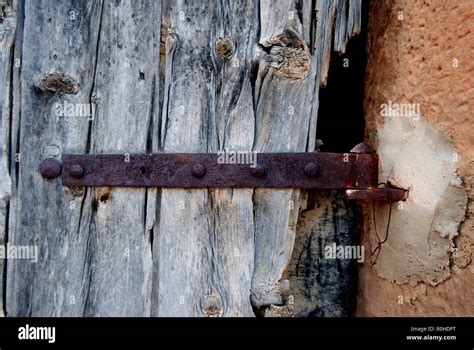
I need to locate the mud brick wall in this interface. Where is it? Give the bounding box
[357,0,473,316]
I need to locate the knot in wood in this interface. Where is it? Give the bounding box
[0,3,15,30]
[267,46,311,80]
[215,37,233,59]
[97,187,111,204]
[201,294,223,317]
[36,72,80,94]
[260,28,311,80]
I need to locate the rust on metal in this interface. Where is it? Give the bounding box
[70,164,84,179]
[251,164,266,178]
[40,146,409,202]
[303,162,319,177]
[59,152,379,189]
[345,188,409,202]
[39,158,62,180]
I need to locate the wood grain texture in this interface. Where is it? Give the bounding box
[0,0,16,317]
[153,0,258,317]
[81,0,161,316]
[5,0,150,316]
[6,0,104,316]
[3,0,362,316]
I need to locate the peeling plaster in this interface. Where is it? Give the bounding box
[372,116,468,286]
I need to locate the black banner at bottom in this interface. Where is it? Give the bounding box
[0,317,471,348]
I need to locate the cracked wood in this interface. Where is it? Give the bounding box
[3,0,362,317]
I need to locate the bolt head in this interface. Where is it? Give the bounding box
[39,158,62,179]
[191,164,206,178]
[70,164,84,179]
[304,162,319,177]
[251,165,266,178]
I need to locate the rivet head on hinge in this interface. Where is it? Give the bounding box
[70,164,84,179]
[303,162,319,177]
[191,164,206,178]
[39,158,62,180]
[251,164,266,178]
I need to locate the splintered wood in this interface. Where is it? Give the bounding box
[2,0,362,317]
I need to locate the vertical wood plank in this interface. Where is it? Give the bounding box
[250,0,317,310]
[211,0,259,316]
[153,0,259,317]
[6,0,161,316]
[153,0,217,317]
[81,0,161,316]
[251,0,361,312]
[0,0,16,317]
[6,0,104,316]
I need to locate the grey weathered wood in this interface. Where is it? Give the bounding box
[316,0,337,87]
[81,0,161,316]
[7,0,104,316]
[348,0,362,37]
[4,0,362,317]
[335,0,362,53]
[335,0,349,53]
[153,0,258,317]
[252,0,315,303]
[250,0,360,311]
[0,0,16,317]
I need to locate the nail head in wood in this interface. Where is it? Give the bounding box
[251,164,266,178]
[303,162,319,177]
[191,164,206,178]
[70,164,84,179]
[39,158,62,180]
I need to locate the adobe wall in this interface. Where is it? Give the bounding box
[357,0,473,316]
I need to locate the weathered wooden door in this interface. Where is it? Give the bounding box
[0,0,361,316]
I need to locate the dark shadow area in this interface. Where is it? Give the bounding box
[316,0,370,152]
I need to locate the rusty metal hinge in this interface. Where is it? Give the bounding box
[38,143,408,202]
